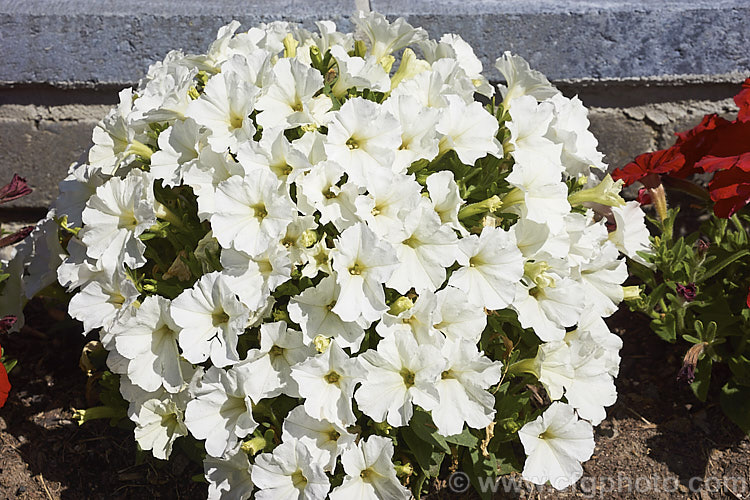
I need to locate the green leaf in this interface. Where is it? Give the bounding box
[700,249,750,281]
[444,428,479,448]
[720,381,750,436]
[400,427,439,476]
[690,355,712,402]
[409,409,451,453]
[681,334,701,344]
[2,358,17,373]
[651,313,677,342]
[727,355,750,387]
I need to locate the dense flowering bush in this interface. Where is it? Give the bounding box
[2,12,651,497]
[613,77,750,438]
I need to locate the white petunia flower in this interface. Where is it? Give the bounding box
[185,68,258,154]
[329,435,410,500]
[233,321,315,401]
[237,127,312,183]
[182,148,244,221]
[220,244,291,308]
[88,88,145,174]
[255,58,331,130]
[133,58,196,123]
[449,226,524,310]
[329,45,391,98]
[432,286,487,343]
[295,161,359,231]
[506,95,562,169]
[53,163,107,228]
[436,95,501,165]
[355,334,442,427]
[422,339,502,437]
[172,272,251,368]
[353,170,422,243]
[184,366,258,457]
[329,223,399,325]
[512,270,585,342]
[282,405,356,472]
[504,151,570,228]
[382,95,440,174]
[546,93,606,177]
[426,171,467,236]
[532,340,574,401]
[211,169,296,257]
[324,97,402,186]
[251,439,330,500]
[80,169,156,270]
[353,11,427,68]
[562,329,618,425]
[204,444,254,500]
[518,402,595,489]
[112,295,184,393]
[21,214,67,300]
[495,51,559,105]
[386,198,460,293]
[150,118,208,187]
[376,291,441,347]
[420,33,493,97]
[68,272,139,335]
[133,397,188,460]
[577,242,627,318]
[287,275,367,351]
[291,340,365,427]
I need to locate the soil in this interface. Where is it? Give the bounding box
[0,303,748,500]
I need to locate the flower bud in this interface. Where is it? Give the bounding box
[675,283,697,302]
[676,342,707,384]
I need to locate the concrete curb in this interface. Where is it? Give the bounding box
[1,0,748,85]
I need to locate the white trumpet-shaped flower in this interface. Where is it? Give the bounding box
[519,402,595,489]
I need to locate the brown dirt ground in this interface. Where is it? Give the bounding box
[0,303,748,500]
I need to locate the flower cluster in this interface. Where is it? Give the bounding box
[613,78,750,218]
[5,12,649,497]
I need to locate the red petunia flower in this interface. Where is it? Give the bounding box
[0,344,10,408]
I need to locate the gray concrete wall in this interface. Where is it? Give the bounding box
[0,0,748,216]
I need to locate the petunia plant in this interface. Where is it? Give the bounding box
[613,77,750,438]
[2,12,648,498]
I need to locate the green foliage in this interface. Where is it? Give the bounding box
[627,205,750,435]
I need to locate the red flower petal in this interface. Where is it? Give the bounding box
[735,77,750,123]
[697,152,750,173]
[708,164,750,217]
[0,344,10,408]
[612,148,684,186]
